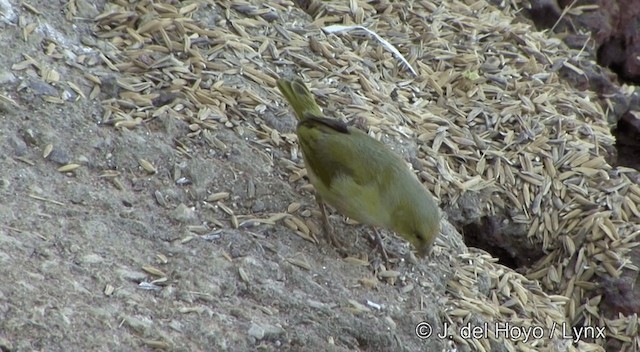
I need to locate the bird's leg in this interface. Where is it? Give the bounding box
[370,228,390,265]
[316,197,345,248]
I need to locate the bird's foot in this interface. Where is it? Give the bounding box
[317,200,347,249]
[367,228,390,266]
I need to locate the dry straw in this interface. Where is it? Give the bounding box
[90,0,640,350]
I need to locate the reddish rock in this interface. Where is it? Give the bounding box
[528,0,640,83]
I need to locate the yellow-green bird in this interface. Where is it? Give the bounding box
[276,77,440,258]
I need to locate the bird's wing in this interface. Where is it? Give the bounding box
[296,116,365,189]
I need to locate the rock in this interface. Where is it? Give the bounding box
[48,148,72,165]
[171,203,196,223]
[6,134,28,156]
[247,323,265,340]
[247,322,285,340]
[27,78,58,96]
[79,253,104,265]
[119,315,152,334]
[0,336,13,352]
[116,268,148,282]
[251,199,265,213]
[75,0,100,18]
[0,69,16,85]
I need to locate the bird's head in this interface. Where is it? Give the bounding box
[393,201,440,257]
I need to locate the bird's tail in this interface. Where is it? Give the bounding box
[276,78,323,121]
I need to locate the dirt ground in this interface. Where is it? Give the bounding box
[0,1,461,351]
[1,0,638,351]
